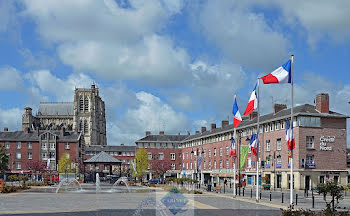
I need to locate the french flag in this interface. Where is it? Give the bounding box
[229,137,236,158]
[285,120,295,150]
[232,95,242,128]
[261,59,291,84]
[249,133,257,156]
[244,83,258,116]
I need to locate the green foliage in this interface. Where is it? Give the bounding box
[281,205,315,216]
[317,181,346,212]
[165,177,198,184]
[1,184,30,193]
[58,152,74,173]
[0,146,9,174]
[132,148,149,178]
[8,175,19,182]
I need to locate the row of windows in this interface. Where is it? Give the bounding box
[147,152,176,160]
[79,96,89,112]
[9,152,56,160]
[4,142,70,150]
[138,143,178,149]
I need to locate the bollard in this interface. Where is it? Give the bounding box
[236,187,238,196]
[239,187,241,196]
[251,188,253,198]
[307,189,309,197]
[312,188,314,197]
[243,188,245,197]
[260,192,262,200]
[312,196,315,208]
[282,192,284,203]
[270,191,272,201]
[296,194,298,206]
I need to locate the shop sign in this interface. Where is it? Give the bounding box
[320,136,335,151]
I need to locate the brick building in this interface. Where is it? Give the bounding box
[136,93,348,190]
[0,127,83,180]
[135,131,189,179]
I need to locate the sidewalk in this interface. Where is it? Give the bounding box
[198,184,350,211]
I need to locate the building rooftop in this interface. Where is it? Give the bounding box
[183,104,348,142]
[84,151,121,163]
[37,102,74,116]
[136,134,189,143]
[85,145,136,152]
[0,130,80,142]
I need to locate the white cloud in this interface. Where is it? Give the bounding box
[191,0,290,71]
[0,107,22,131]
[0,0,15,32]
[21,0,189,84]
[19,48,57,69]
[0,67,23,90]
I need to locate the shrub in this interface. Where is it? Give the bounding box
[8,175,19,182]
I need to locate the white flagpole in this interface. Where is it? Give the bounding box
[256,78,260,202]
[233,127,237,198]
[290,54,294,206]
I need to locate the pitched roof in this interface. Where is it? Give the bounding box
[183,104,348,142]
[0,130,80,142]
[136,135,189,143]
[84,151,122,163]
[37,102,74,116]
[85,145,136,152]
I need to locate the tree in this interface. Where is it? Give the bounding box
[150,159,171,179]
[317,180,345,212]
[26,160,46,182]
[0,146,9,176]
[132,148,149,179]
[58,152,74,173]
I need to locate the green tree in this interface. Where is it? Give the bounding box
[132,148,149,179]
[58,152,74,173]
[317,180,345,212]
[0,146,9,175]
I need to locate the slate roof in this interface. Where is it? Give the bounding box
[0,130,80,142]
[37,102,74,116]
[85,145,136,152]
[182,104,348,142]
[84,151,122,163]
[136,135,189,143]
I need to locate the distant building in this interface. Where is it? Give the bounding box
[21,84,106,146]
[135,131,189,179]
[0,127,83,179]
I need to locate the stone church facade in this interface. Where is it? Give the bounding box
[21,84,106,146]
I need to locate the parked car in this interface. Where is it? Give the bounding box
[148,178,163,184]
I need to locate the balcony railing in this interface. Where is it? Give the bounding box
[276,164,282,168]
[305,163,316,168]
[265,164,271,168]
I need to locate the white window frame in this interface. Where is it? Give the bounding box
[306,155,314,164]
[226,159,229,168]
[306,136,314,149]
[275,122,279,130]
[42,152,47,160]
[171,163,175,170]
[5,142,9,149]
[214,148,216,157]
[27,142,32,149]
[65,143,70,150]
[190,162,192,169]
[270,123,274,131]
[226,146,229,156]
[170,153,175,160]
[16,162,21,169]
[214,161,216,169]
[248,158,252,168]
[208,149,211,158]
[159,152,164,160]
[219,147,223,156]
[277,138,282,151]
[248,146,251,154]
[16,142,21,149]
[42,142,47,150]
[28,152,32,160]
[16,152,21,159]
[148,153,152,160]
[49,142,55,150]
[219,160,223,169]
[277,156,282,165]
[281,120,285,129]
[266,140,271,151]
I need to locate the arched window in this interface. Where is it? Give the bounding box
[84,96,89,112]
[79,121,83,132]
[84,120,88,134]
[79,96,84,112]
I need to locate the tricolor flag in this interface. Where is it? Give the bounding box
[229,137,236,158]
[261,59,291,84]
[244,83,258,116]
[232,95,242,128]
[285,120,295,150]
[249,133,257,156]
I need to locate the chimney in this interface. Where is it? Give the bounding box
[3,127,8,132]
[195,131,200,134]
[211,123,216,131]
[159,131,164,135]
[120,143,124,146]
[146,131,151,136]
[24,127,30,133]
[316,93,329,113]
[201,127,206,133]
[187,131,190,135]
[249,111,258,120]
[274,104,287,114]
[221,120,229,128]
[61,127,65,137]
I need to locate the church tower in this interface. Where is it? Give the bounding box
[73,84,107,146]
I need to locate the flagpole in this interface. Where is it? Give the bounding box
[256,78,260,202]
[233,127,237,198]
[290,54,294,206]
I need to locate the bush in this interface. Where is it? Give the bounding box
[8,175,19,182]
[1,184,30,193]
[193,190,203,194]
[27,182,47,187]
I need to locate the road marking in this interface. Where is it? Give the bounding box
[188,199,218,209]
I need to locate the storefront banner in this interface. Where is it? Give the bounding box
[240,146,249,171]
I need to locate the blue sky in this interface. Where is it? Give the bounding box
[0,0,349,146]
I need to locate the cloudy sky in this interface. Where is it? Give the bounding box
[0,0,349,146]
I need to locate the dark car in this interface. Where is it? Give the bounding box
[148,178,163,184]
